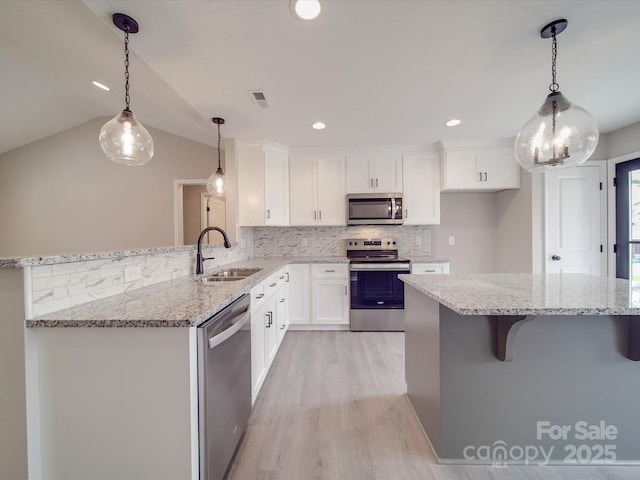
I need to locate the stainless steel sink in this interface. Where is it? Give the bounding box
[208,268,262,278]
[199,267,262,284]
[200,276,245,283]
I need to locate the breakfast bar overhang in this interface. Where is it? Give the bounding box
[400,273,640,466]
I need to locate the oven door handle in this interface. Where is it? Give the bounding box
[349,263,411,272]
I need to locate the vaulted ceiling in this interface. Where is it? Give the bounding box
[2,0,639,154]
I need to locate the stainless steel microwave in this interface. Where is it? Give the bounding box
[346,193,403,225]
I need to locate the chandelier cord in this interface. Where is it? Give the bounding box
[549,29,559,93]
[217,122,222,170]
[124,24,131,111]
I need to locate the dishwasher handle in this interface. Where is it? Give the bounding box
[207,307,250,350]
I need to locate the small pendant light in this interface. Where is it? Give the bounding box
[514,19,599,172]
[99,13,154,166]
[206,117,226,197]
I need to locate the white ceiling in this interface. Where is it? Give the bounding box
[2,0,640,155]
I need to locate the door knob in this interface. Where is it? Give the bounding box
[551,255,561,261]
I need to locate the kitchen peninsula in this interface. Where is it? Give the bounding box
[400,273,640,465]
[0,245,352,480]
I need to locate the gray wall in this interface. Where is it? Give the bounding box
[430,193,498,273]
[0,118,216,256]
[605,121,640,160]
[0,269,27,480]
[495,168,533,273]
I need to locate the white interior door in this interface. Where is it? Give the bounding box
[200,194,226,244]
[545,163,605,274]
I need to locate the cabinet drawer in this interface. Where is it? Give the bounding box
[276,267,288,288]
[265,272,279,298]
[311,263,348,279]
[250,281,267,312]
[411,263,450,274]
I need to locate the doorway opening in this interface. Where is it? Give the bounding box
[615,158,640,280]
[173,179,227,246]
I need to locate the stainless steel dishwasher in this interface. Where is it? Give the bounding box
[197,294,251,480]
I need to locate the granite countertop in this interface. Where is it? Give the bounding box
[399,273,640,316]
[405,256,450,263]
[0,245,200,269]
[27,256,349,328]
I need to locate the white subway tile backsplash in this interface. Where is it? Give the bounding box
[26,238,254,318]
[31,265,52,278]
[252,225,431,257]
[32,298,72,317]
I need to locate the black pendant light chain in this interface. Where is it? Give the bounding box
[217,121,222,170]
[549,29,559,93]
[124,23,131,112]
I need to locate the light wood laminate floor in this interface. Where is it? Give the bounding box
[228,331,639,480]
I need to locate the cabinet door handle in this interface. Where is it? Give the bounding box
[318,210,322,220]
[314,210,317,220]
[370,178,374,187]
[424,270,436,273]
[405,209,408,218]
[280,324,285,330]
[255,293,264,299]
[280,298,285,303]
[326,269,336,273]
[265,312,272,327]
[270,282,277,287]
[266,209,271,219]
[285,272,290,282]
[483,172,487,181]
[375,178,379,187]
[344,285,348,295]
[478,172,482,182]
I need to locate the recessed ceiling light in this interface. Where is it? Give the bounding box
[312,122,326,130]
[445,119,461,127]
[290,0,322,20]
[92,81,110,91]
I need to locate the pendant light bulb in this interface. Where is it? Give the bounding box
[99,109,154,166]
[100,13,154,166]
[207,117,226,197]
[514,19,599,172]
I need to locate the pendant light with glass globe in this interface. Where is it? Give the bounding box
[99,13,154,166]
[207,117,226,197]
[514,19,599,172]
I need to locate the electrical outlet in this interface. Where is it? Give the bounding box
[448,236,455,246]
[302,238,309,247]
[415,236,422,246]
[124,265,142,282]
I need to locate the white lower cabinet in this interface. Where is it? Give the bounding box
[276,267,289,344]
[250,282,268,403]
[250,268,289,404]
[288,264,310,324]
[411,262,450,274]
[310,264,349,325]
[288,263,350,327]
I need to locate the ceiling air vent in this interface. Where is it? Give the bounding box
[249,90,270,109]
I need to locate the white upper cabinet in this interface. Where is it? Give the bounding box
[402,152,440,225]
[440,145,520,192]
[290,153,346,226]
[237,140,289,226]
[346,154,403,193]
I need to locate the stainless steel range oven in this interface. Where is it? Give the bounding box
[348,238,410,332]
